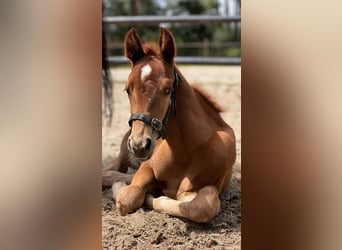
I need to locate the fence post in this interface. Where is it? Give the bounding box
[203,38,209,57]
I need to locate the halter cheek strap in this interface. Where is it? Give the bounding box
[128,71,180,139]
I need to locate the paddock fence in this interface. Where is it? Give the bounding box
[103,15,241,65]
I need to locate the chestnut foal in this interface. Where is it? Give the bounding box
[102,28,236,222]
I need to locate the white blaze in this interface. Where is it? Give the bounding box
[141,64,152,81]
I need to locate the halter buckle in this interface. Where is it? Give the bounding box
[151,118,163,131]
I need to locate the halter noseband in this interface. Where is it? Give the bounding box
[128,71,180,139]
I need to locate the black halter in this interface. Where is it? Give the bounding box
[128,71,180,139]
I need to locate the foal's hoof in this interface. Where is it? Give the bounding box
[115,185,145,216]
[116,201,128,216]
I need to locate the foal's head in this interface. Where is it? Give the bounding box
[124,28,177,160]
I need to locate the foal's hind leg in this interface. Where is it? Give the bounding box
[145,185,220,223]
[102,130,140,187]
[102,170,133,186]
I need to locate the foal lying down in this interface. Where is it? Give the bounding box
[102,28,236,223]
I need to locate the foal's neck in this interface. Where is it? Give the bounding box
[165,68,213,155]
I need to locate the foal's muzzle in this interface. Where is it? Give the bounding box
[127,133,154,161]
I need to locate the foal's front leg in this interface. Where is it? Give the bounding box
[115,163,155,215]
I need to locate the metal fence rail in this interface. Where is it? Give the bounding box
[107,56,240,65]
[103,15,241,65]
[103,15,241,25]
[107,41,241,49]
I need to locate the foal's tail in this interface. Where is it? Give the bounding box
[192,84,227,113]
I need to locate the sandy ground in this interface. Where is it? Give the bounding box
[102,65,241,249]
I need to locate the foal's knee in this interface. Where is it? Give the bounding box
[182,187,221,223]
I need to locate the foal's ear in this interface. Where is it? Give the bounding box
[158,27,176,64]
[124,28,145,64]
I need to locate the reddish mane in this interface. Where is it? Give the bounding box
[142,42,162,58]
[192,84,227,113]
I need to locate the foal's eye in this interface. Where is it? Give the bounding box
[164,87,171,95]
[124,87,131,96]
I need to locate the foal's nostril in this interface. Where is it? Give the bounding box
[145,138,152,151]
[127,136,153,159]
[127,138,133,153]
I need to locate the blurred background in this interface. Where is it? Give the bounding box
[2,1,342,249]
